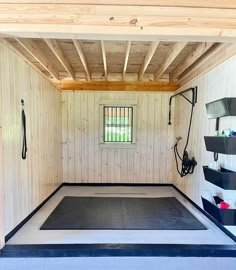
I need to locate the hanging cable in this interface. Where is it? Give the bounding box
[21,99,27,160]
[168,87,197,177]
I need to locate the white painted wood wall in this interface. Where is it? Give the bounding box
[62,91,174,183]
[174,55,236,235]
[0,44,62,237]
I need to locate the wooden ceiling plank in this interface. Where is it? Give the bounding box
[73,39,91,81]
[122,41,131,80]
[15,38,59,79]
[54,80,179,92]
[138,41,159,80]
[44,39,75,80]
[170,42,214,81]
[1,1,236,9]
[154,42,187,80]
[101,40,107,80]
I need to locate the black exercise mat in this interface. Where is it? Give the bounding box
[40,196,207,230]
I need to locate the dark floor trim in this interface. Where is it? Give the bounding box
[172,185,236,243]
[4,183,64,242]
[2,182,236,258]
[62,183,173,187]
[1,244,236,258]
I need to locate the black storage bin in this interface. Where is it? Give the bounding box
[205,98,236,119]
[203,166,236,190]
[204,136,236,154]
[202,196,236,226]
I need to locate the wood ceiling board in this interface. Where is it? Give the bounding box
[30,39,65,73]
[145,42,174,73]
[126,41,150,73]
[164,42,197,74]
[105,41,126,73]
[5,38,51,77]
[80,40,104,73]
[57,40,84,73]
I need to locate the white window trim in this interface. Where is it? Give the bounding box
[99,100,137,149]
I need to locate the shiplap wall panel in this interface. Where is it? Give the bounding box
[173,55,236,235]
[0,44,62,235]
[62,91,174,184]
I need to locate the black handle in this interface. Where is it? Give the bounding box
[21,100,27,160]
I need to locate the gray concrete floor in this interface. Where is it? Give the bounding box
[7,186,234,245]
[0,257,236,270]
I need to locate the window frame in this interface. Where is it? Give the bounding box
[99,100,137,148]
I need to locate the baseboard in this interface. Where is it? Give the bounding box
[62,182,173,186]
[4,183,64,242]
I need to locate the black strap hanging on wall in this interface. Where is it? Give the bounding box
[21,99,27,160]
[168,87,198,177]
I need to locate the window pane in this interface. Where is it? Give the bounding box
[104,106,133,143]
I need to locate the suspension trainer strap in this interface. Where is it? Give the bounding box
[21,100,27,160]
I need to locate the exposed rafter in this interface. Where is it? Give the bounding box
[154,42,187,81]
[15,38,59,79]
[178,43,236,85]
[138,41,159,81]
[170,42,214,81]
[54,80,179,92]
[101,40,107,80]
[73,39,91,81]
[44,39,75,80]
[122,41,131,81]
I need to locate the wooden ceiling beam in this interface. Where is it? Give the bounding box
[44,39,75,80]
[138,41,159,81]
[170,42,214,81]
[122,41,131,81]
[101,40,107,80]
[73,39,91,81]
[54,80,179,92]
[15,38,59,79]
[154,42,187,80]
[178,43,236,86]
[0,4,236,42]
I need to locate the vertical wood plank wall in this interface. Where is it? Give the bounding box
[62,91,174,183]
[0,70,4,248]
[174,55,236,235]
[0,44,62,236]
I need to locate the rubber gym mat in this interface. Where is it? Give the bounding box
[40,196,207,230]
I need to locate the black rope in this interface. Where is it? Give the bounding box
[21,100,27,160]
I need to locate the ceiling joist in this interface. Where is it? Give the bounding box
[154,42,187,81]
[138,41,159,81]
[15,38,59,79]
[101,40,107,80]
[73,39,91,80]
[44,39,75,80]
[170,42,214,81]
[122,41,131,81]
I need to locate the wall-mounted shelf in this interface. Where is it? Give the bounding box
[204,136,236,154]
[202,196,236,226]
[206,98,236,119]
[203,166,236,190]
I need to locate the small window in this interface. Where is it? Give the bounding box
[103,106,133,143]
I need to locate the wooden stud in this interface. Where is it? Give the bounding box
[170,42,214,81]
[73,39,91,80]
[44,39,75,80]
[101,40,107,80]
[15,38,59,79]
[54,80,179,92]
[154,42,187,80]
[138,41,159,81]
[122,41,131,81]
